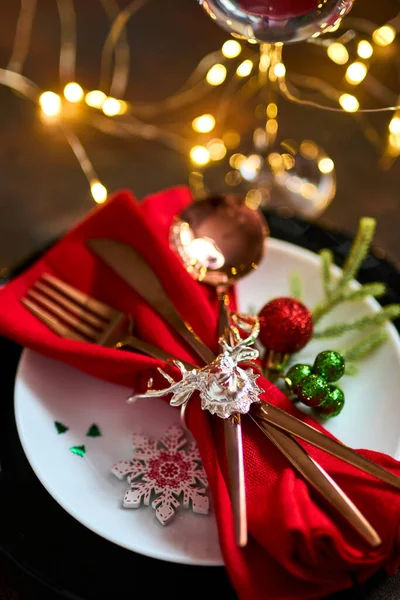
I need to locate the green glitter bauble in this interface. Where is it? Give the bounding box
[285,364,312,393]
[313,350,345,382]
[297,374,329,407]
[315,385,345,418]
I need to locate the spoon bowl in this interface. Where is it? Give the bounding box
[169,194,268,548]
[169,195,269,290]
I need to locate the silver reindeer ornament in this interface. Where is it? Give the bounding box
[128,321,263,419]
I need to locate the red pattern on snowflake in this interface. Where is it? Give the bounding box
[147,450,191,489]
[112,425,209,525]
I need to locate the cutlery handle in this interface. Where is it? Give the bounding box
[115,335,195,372]
[253,402,400,490]
[224,416,247,547]
[250,416,381,548]
[218,290,248,547]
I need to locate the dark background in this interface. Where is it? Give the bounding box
[0,0,400,273]
[1,0,400,598]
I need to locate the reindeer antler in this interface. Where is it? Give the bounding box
[234,316,260,346]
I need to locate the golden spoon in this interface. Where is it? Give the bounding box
[170,194,268,547]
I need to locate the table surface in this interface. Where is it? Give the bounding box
[1,0,400,598]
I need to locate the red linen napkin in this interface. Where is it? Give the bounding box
[1,186,400,600]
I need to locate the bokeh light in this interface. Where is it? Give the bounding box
[91,181,108,203]
[39,91,62,116]
[206,64,227,85]
[63,82,84,103]
[222,40,241,58]
[192,114,215,133]
[85,90,106,108]
[190,145,210,166]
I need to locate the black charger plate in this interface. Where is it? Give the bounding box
[1,212,400,600]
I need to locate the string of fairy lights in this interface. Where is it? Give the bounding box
[2,0,400,210]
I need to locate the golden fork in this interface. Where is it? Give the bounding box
[21,272,193,368]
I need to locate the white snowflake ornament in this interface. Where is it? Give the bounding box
[112,424,209,525]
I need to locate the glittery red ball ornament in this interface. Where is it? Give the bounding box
[259,297,313,354]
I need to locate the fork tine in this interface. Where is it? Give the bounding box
[22,298,88,342]
[27,288,98,339]
[42,273,115,320]
[34,280,105,329]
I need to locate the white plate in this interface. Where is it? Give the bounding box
[14,239,400,567]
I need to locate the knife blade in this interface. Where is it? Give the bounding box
[87,238,215,365]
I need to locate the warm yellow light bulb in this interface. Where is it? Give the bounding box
[102,97,122,116]
[327,42,349,65]
[206,64,227,86]
[318,157,334,174]
[236,59,253,77]
[357,40,373,59]
[207,139,226,161]
[39,91,62,116]
[63,82,84,103]
[245,189,262,210]
[190,145,210,166]
[273,62,286,78]
[268,152,283,169]
[229,153,246,169]
[85,90,107,108]
[345,62,367,85]
[192,114,215,133]
[266,103,278,119]
[222,40,242,58]
[389,116,400,134]
[91,181,108,204]
[266,119,278,135]
[373,25,396,46]
[300,140,318,160]
[339,93,359,112]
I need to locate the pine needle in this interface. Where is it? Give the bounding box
[340,282,386,302]
[289,272,303,301]
[320,249,334,298]
[313,282,386,322]
[314,304,400,338]
[342,329,389,362]
[344,362,359,376]
[334,217,376,295]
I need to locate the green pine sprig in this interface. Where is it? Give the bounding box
[314,304,400,339]
[289,272,303,301]
[313,282,386,322]
[320,248,334,298]
[286,217,400,371]
[342,328,389,363]
[335,217,376,293]
[336,329,390,376]
[313,218,378,323]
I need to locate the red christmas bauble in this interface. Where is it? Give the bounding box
[259,297,313,354]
